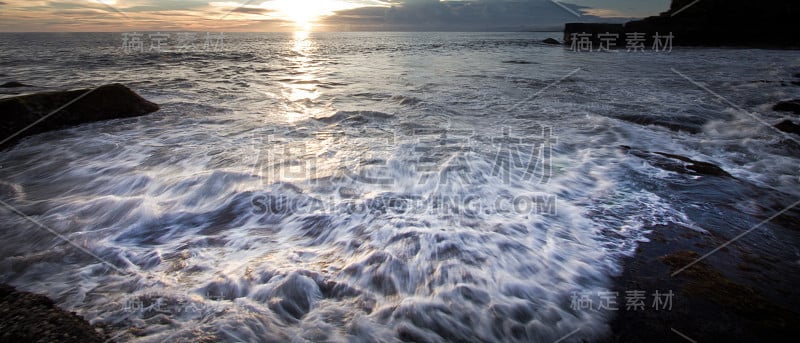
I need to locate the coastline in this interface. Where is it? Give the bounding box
[0,284,111,343]
[0,29,799,341]
[603,220,800,342]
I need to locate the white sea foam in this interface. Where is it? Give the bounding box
[1,32,798,342]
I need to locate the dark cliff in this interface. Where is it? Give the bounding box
[565,0,800,47]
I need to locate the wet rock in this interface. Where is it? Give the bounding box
[774,120,800,135]
[0,83,159,150]
[0,284,110,343]
[620,146,732,177]
[502,60,533,64]
[0,81,30,88]
[542,38,560,45]
[660,250,799,320]
[654,152,732,177]
[773,99,800,115]
[616,113,705,134]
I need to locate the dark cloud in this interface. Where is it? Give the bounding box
[323,0,620,31]
[230,7,274,15]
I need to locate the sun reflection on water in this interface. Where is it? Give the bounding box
[281,30,324,123]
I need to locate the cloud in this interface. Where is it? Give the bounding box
[321,0,611,31]
[230,6,274,15]
[0,0,664,32]
[579,8,629,18]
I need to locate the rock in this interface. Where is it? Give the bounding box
[0,81,30,88]
[774,120,800,135]
[653,152,732,177]
[566,0,800,47]
[542,38,560,45]
[0,83,159,150]
[0,284,110,342]
[501,60,533,64]
[773,99,800,115]
[616,113,705,134]
[620,146,732,177]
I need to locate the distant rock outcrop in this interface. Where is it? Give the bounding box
[542,38,561,45]
[565,0,800,47]
[0,83,159,150]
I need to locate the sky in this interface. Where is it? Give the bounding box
[0,0,672,32]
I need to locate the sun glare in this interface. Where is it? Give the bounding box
[265,0,357,31]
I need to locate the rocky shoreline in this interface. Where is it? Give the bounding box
[600,71,800,341]
[602,221,800,342]
[565,0,800,48]
[0,284,111,343]
[1,68,798,341]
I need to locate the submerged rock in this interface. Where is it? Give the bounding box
[0,83,159,150]
[774,120,800,135]
[773,99,800,115]
[0,81,30,88]
[620,146,732,177]
[542,38,560,45]
[616,113,706,134]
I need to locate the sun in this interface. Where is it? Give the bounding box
[264,0,358,31]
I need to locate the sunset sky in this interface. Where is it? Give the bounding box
[0,0,672,32]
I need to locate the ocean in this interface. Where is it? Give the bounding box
[0,32,798,342]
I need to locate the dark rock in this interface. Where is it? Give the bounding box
[654,152,732,177]
[773,99,800,115]
[774,120,800,135]
[616,113,705,134]
[620,145,732,177]
[566,0,800,47]
[0,81,30,88]
[501,60,533,64]
[0,284,110,343]
[542,38,560,45]
[0,83,159,150]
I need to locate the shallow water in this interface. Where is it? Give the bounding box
[0,32,798,342]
